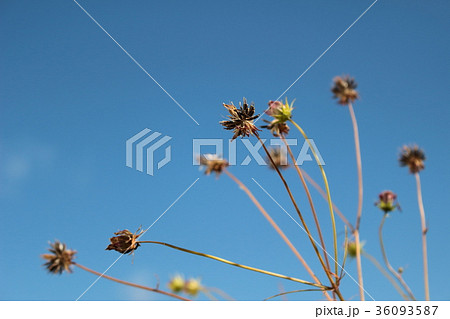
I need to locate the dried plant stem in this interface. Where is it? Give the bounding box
[281,135,332,277]
[378,214,416,300]
[201,289,218,301]
[222,169,331,299]
[362,252,409,300]
[73,263,190,301]
[353,231,364,300]
[204,286,236,301]
[263,288,328,301]
[289,120,339,284]
[138,240,328,289]
[256,135,342,300]
[347,103,365,301]
[348,103,364,230]
[415,173,430,300]
[299,167,354,232]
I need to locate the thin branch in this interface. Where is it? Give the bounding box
[204,286,236,301]
[288,120,339,286]
[415,173,430,300]
[377,215,416,300]
[256,135,342,300]
[138,240,329,289]
[73,263,190,301]
[363,252,409,300]
[299,167,354,232]
[348,103,364,230]
[348,102,365,300]
[281,134,332,279]
[263,288,327,301]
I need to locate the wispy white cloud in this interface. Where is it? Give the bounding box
[0,140,57,197]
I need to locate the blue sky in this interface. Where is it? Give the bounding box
[1,0,449,301]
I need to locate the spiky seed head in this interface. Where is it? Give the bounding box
[331,75,359,105]
[399,145,425,174]
[41,241,76,274]
[265,99,294,123]
[106,227,143,254]
[220,98,260,140]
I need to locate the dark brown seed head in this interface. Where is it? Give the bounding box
[399,145,425,174]
[220,98,260,140]
[41,241,76,274]
[331,75,359,105]
[261,119,290,137]
[106,227,143,254]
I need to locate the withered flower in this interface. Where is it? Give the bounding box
[220,98,260,140]
[267,148,289,170]
[41,241,76,274]
[106,227,143,254]
[199,154,229,176]
[399,145,425,174]
[331,75,359,105]
[261,119,290,137]
[375,190,401,213]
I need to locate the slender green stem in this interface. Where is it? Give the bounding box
[363,252,409,300]
[339,227,349,281]
[378,215,416,300]
[415,173,430,301]
[256,135,342,300]
[289,119,339,284]
[138,240,329,289]
[281,135,332,280]
[73,263,190,301]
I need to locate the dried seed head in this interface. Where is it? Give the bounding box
[399,145,425,174]
[375,190,401,213]
[168,275,185,293]
[199,154,229,176]
[220,98,260,140]
[261,119,290,137]
[184,278,202,296]
[331,75,359,105]
[41,241,76,274]
[267,148,289,170]
[106,227,143,254]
